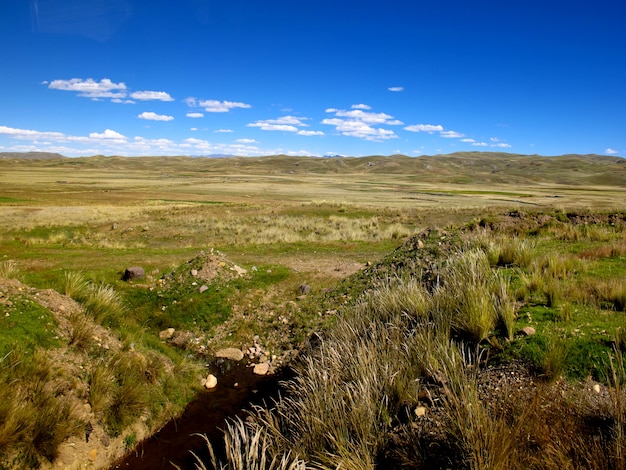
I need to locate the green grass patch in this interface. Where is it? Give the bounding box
[0,298,61,353]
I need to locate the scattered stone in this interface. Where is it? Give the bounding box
[215,347,244,361]
[414,406,427,417]
[299,284,311,295]
[191,269,198,277]
[159,328,175,340]
[199,285,209,293]
[88,449,97,461]
[120,227,134,235]
[417,239,425,249]
[517,326,536,337]
[111,223,118,230]
[593,383,602,394]
[205,374,218,389]
[122,266,145,281]
[253,362,271,376]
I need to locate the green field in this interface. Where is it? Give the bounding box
[1,152,625,469]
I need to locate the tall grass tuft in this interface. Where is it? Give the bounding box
[62,270,89,300]
[192,420,306,470]
[0,260,19,279]
[84,282,124,325]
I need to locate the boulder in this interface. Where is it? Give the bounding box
[159,328,175,340]
[253,362,271,376]
[517,326,536,337]
[122,266,145,281]
[215,348,244,361]
[205,374,218,389]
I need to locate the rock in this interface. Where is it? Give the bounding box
[122,266,145,281]
[199,285,209,293]
[215,348,244,361]
[517,326,536,337]
[593,383,602,394]
[159,327,175,340]
[299,284,311,295]
[417,239,425,249]
[191,269,198,276]
[414,406,427,417]
[205,374,218,389]
[88,449,97,461]
[253,362,271,376]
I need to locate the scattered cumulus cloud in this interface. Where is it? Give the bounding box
[351,104,371,110]
[472,142,489,147]
[138,111,174,121]
[214,129,233,133]
[186,112,204,118]
[186,97,251,113]
[247,116,323,136]
[605,148,619,155]
[0,124,308,157]
[236,138,257,143]
[388,86,404,92]
[322,106,401,141]
[48,78,127,100]
[440,130,465,138]
[46,78,177,104]
[405,124,444,133]
[89,129,126,140]
[130,91,174,101]
[492,142,511,148]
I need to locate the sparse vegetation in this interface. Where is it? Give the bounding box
[0,154,625,468]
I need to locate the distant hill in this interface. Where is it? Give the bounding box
[1,151,624,187]
[0,151,65,160]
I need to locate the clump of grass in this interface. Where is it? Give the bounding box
[433,249,514,343]
[0,260,19,279]
[67,310,93,350]
[62,270,89,300]
[84,282,124,325]
[542,334,570,382]
[0,350,83,468]
[194,420,306,470]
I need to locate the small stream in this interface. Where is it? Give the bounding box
[110,360,289,470]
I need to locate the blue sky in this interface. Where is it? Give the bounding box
[1,0,624,157]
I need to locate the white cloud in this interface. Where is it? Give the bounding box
[48,78,126,93]
[297,130,324,136]
[190,127,198,131]
[492,142,512,148]
[388,86,404,92]
[461,138,475,143]
[351,104,371,110]
[130,91,174,101]
[440,130,465,138]
[89,129,127,140]
[322,107,400,141]
[405,124,444,133]
[605,148,619,155]
[186,112,204,118]
[199,99,251,113]
[331,108,402,125]
[138,112,174,121]
[214,129,233,133]
[48,78,128,100]
[247,115,321,135]
[236,138,257,143]
[472,142,489,147]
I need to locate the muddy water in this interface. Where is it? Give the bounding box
[110,361,288,470]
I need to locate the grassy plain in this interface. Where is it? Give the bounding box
[0,152,625,468]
